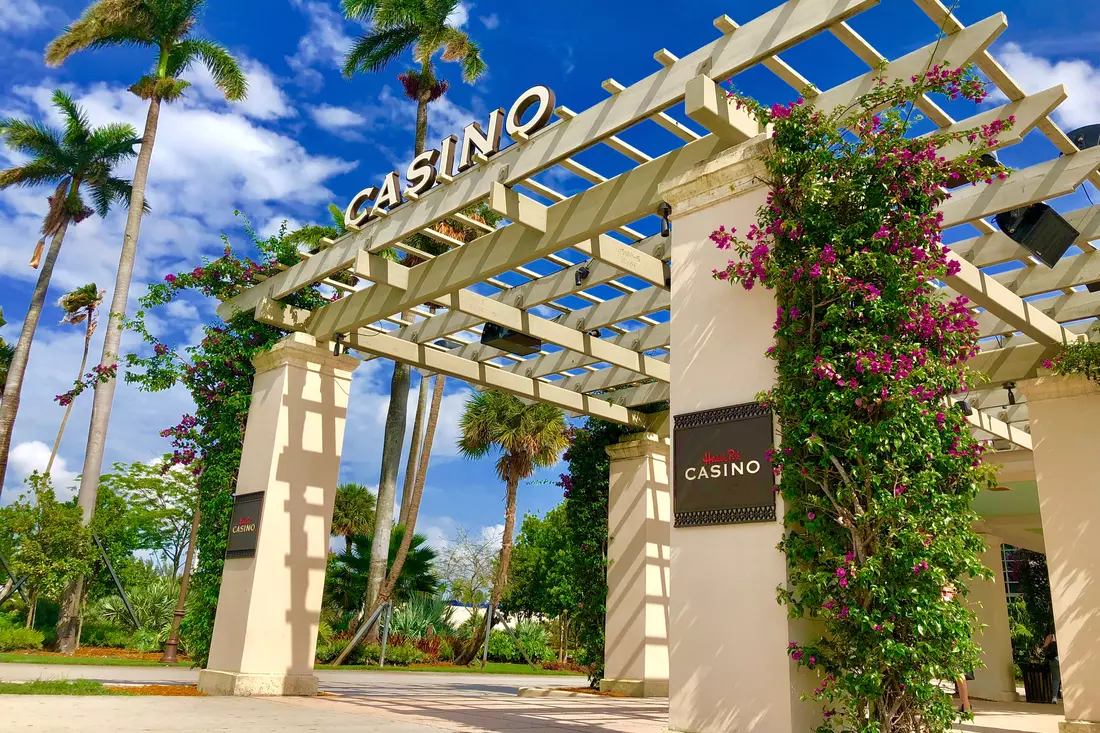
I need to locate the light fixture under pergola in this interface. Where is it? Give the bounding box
[221,0,1100,451]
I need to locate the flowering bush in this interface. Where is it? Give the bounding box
[712,67,1006,732]
[55,363,117,407]
[1043,324,1100,382]
[124,214,330,665]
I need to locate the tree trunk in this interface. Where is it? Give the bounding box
[345,534,352,556]
[47,312,93,475]
[0,217,72,497]
[363,363,410,638]
[398,370,430,527]
[363,83,431,634]
[161,505,199,663]
[57,95,161,655]
[333,376,445,668]
[25,588,37,629]
[456,469,520,665]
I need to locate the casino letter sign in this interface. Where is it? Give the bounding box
[672,403,777,527]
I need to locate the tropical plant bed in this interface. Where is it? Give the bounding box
[0,651,190,667]
[317,661,581,675]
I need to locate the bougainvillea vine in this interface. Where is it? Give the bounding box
[712,66,1008,732]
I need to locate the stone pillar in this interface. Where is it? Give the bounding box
[601,432,671,697]
[969,535,1018,702]
[1021,375,1100,732]
[198,332,359,696]
[660,137,819,733]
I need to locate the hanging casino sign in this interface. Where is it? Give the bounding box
[672,403,777,527]
[225,491,265,559]
[344,85,557,228]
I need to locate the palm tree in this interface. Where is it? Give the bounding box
[342,0,487,625]
[325,525,439,612]
[0,90,141,498]
[47,283,104,475]
[331,483,377,554]
[454,390,567,664]
[46,0,248,654]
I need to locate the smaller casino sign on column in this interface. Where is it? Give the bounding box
[225,492,265,559]
[673,403,776,527]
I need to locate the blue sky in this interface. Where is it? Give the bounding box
[1,0,1099,547]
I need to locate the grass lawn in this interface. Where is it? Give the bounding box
[317,662,582,675]
[0,653,191,668]
[0,679,132,695]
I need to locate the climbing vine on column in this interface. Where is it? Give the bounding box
[712,67,1011,732]
[124,216,330,665]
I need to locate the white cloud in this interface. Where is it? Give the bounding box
[309,104,367,140]
[0,0,50,33]
[287,0,354,88]
[7,441,78,499]
[992,43,1100,130]
[188,57,297,121]
[164,299,199,321]
[479,13,499,30]
[447,2,470,29]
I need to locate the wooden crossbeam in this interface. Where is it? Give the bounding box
[940,147,1100,229]
[935,85,1066,161]
[346,328,648,427]
[508,322,670,380]
[684,74,767,145]
[595,381,671,408]
[966,410,1033,451]
[305,135,719,339]
[991,251,1100,299]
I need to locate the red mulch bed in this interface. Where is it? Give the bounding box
[8,648,190,663]
[106,685,204,696]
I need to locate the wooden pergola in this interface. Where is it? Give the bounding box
[219,0,1100,451]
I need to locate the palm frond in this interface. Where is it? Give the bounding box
[45,0,157,67]
[342,0,381,21]
[89,176,139,217]
[50,90,93,148]
[86,123,142,167]
[458,40,486,84]
[0,118,64,162]
[375,0,433,27]
[0,160,66,190]
[327,203,345,233]
[343,25,421,77]
[175,38,248,101]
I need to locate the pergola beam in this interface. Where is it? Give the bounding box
[991,251,1100,298]
[596,381,670,408]
[306,134,718,339]
[506,322,670,380]
[965,410,1033,451]
[346,328,648,428]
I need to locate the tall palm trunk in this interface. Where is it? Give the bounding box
[46,311,93,475]
[334,375,445,667]
[456,467,519,665]
[364,83,432,625]
[0,215,72,496]
[56,96,161,655]
[398,370,430,526]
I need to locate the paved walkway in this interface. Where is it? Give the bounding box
[0,663,1068,733]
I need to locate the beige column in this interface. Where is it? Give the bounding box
[601,431,671,698]
[660,137,818,733]
[1021,375,1100,732]
[969,535,1018,703]
[198,332,359,696]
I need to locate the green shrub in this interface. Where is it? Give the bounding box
[80,622,132,648]
[388,594,454,640]
[317,621,335,645]
[437,639,454,662]
[383,644,427,666]
[0,626,45,651]
[129,628,164,653]
[350,642,382,666]
[487,629,516,662]
[487,621,554,663]
[315,641,341,664]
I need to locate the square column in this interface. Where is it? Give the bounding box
[1021,375,1100,732]
[198,333,359,696]
[969,535,1018,703]
[660,137,819,733]
[602,432,671,697]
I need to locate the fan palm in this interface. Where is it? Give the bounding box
[46,0,247,654]
[454,390,567,664]
[325,525,439,612]
[46,283,105,475]
[331,483,377,554]
[342,0,487,627]
[0,90,140,500]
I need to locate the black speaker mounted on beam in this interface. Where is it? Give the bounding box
[994,204,1080,268]
[1067,124,1100,151]
[480,323,542,357]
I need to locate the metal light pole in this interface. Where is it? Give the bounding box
[161,507,200,663]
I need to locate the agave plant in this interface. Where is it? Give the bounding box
[389,592,454,640]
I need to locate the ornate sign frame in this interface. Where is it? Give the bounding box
[225,491,265,559]
[672,403,777,527]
